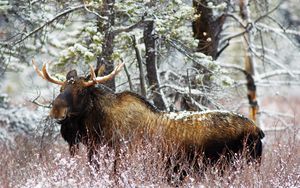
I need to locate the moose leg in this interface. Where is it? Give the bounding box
[69,144,79,157]
[88,147,100,171]
[165,153,188,185]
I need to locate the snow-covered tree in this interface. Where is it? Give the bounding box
[0,0,299,127]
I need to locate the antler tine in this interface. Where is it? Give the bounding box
[32,59,46,79]
[83,63,125,87]
[41,63,65,85]
[89,64,96,80]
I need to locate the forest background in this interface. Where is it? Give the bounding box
[0,0,299,187]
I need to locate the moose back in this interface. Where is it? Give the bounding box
[32,61,264,172]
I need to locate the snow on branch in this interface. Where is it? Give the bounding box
[1,4,94,47]
[218,30,248,55]
[220,1,287,56]
[83,3,108,20]
[251,49,298,78]
[217,63,246,74]
[259,110,295,129]
[257,22,300,36]
[164,37,212,74]
[159,83,209,97]
[112,19,145,36]
[161,70,183,80]
[256,23,300,39]
[254,1,283,24]
[257,80,300,86]
[158,83,221,110]
[225,13,246,28]
[259,70,300,80]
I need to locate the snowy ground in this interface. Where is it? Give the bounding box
[0,126,299,187]
[0,68,299,187]
[0,92,299,187]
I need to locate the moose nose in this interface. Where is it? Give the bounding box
[50,96,69,120]
[50,107,68,120]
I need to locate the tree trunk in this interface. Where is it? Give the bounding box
[131,35,146,97]
[97,0,116,91]
[178,0,226,111]
[192,0,226,60]
[240,0,259,122]
[143,20,167,111]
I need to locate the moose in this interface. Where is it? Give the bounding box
[32,60,264,178]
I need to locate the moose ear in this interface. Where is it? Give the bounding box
[66,70,78,80]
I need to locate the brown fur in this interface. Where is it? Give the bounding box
[49,71,264,179]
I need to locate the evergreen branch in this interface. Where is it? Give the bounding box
[112,19,145,36]
[2,4,93,46]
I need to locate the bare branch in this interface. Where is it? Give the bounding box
[225,13,246,28]
[219,64,300,84]
[2,4,93,46]
[252,45,276,55]
[189,96,210,111]
[158,83,221,110]
[164,37,213,74]
[257,80,300,86]
[112,19,145,36]
[259,110,294,128]
[250,47,296,77]
[220,1,285,58]
[159,83,205,96]
[83,3,108,21]
[131,35,146,97]
[161,70,183,80]
[123,63,133,91]
[256,23,300,36]
[256,23,300,49]
[217,63,247,74]
[259,70,300,80]
[219,30,247,50]
[254,1,283,24]
[31,91,51,108]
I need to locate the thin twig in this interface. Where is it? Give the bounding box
[123,63,133,91]
[225,13,246,28]
[31,91,51,108]
[217,63,247,74]
[164,37,212,74]
[131,35,146,97]
[259,70,300,80]
[218,30,247,51]
[3,4,93,46]
[250,47,296,77]
[83,3,108,20]
[254,1,283,24]
[112,19,145,36]
[257,81,300,86]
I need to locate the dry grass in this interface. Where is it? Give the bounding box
[0,127,299,188]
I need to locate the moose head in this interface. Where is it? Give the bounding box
[32,60,124,121]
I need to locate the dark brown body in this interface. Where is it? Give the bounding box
[33,61,264,181]
[55,85,264,168]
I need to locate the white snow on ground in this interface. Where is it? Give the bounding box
[0,102,46,145]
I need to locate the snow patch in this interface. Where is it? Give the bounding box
[165,110,247,121]
[0,104,47,145]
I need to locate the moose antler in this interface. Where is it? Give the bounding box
[32,59,65,85]
[32,59,124,87]
[82,63,125,87]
